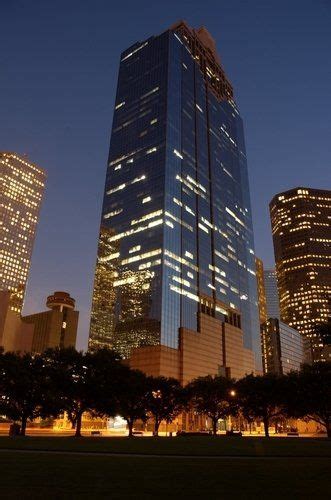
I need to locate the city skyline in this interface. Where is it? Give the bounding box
[2,1,331,349]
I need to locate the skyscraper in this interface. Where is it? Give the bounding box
[255,257,267,324]
[270,187,331,361]
[264,269,280,319]
[89,21,261,378]
[255,259,306,373]
[0,152,46,313]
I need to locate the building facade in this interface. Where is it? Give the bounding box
[0,290,34,352]
[0,152,46,313]
[23,291,79,353]
[89,21,261,378]
[261,318,305,375]
[263,269,280,319]
[0,291,78,353]
[270,187,331,361]
[255,257,267,325]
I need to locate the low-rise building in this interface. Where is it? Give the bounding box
[23,291,79,352]
[0,290,78,353]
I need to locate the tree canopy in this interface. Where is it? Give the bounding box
[186,375,237,435]
[145,376,184,435]
[284,363,331,437]
[236,373,285,437]
[0,350,58,435]
[1,347,330,438]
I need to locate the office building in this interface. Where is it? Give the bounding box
[89,21,261,380]
[0,152,46,313]
[264,269,280,319]
[23,291,79,353]
[270,187,331,361]
[0,291,78,353]
[0,290,34,352]
[255,259,305,371]
[255,257,267,324]
[261,318,305,375]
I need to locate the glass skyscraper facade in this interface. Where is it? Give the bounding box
[89,22,261,369]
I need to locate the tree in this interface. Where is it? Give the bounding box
[186,375,237,435]
[45,347,123,437]
[284,362,331,438]
[0,350,58,436]
[237,373,285,437]
[116,369,149,437]
[145,376,183,436]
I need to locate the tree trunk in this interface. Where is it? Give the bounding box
[212,417,218,436]
[154,418,160,436]
[75,412,83,437]
[20,414,27,436]
[263,416,270,437]
[127,419,134,437]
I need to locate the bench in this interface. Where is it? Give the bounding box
[91,431,102,436]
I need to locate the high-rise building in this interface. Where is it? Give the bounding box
[0,152,46,313]
[255,257,267,324]
[261,318,304,375]
[255,259,306,371]
[270,187,331,361]
[89,21,261,379]
[264,269,280,319]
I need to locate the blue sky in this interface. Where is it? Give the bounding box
[1,0,331,349]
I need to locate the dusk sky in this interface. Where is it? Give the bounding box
[2,0,331,349]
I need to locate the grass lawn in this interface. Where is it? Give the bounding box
[0,437,330,499]
[0,435,330,456]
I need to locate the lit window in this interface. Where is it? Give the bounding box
[173,149,183,159]
[129,245,141,254]
[132,175,146,184]
[121,42,148,61]
[185,206,195,216]
[115,101,125,110]
[147,147,157,154]
[185,251,193,259]
[173,197,182,207]
[107,183,126,195]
